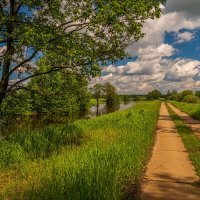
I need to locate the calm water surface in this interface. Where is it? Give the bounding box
[0,102,135,137]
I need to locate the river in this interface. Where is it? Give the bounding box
[0,102,135,137]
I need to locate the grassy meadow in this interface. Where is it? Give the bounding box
[0,101,160,200]
[167,104,200,185]
[170,101,200,120]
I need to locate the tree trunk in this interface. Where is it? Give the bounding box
[0,0,15,106]
[96,97,99,116]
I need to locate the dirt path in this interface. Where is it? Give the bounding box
[168,103,200,139]
[141,103,200,200]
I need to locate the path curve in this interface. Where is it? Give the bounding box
[168,103,200,139]
[141,103,200,200]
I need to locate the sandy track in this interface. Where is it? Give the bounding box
[141,103,200,200]
[168,103,200,139]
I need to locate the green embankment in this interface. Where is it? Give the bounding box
[170,101,200,120]
[0,101,160,200]
[167,104,200,186]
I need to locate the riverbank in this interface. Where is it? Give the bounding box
[0,101,159,199]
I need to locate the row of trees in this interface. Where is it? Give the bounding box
[1,60,122,117]
[146,89,200,103]
[166,90,199,103]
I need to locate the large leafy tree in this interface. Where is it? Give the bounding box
[0,0,164,105]
[1,61,90,116]
[28,62,90,115]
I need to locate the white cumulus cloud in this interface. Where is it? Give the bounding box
[176,31,195,43]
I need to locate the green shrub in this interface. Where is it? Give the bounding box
[182,95,199,103]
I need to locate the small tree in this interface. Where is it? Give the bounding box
[121,95,131,104]
[195,91,200,98]
[146,90,162,100]
[91,83,104,113]
[104,82,120,112]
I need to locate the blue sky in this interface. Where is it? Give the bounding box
[165,29,200,60]
[92,0,200,94]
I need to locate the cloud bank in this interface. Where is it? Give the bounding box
[92,0,200,94]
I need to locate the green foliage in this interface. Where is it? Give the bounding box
[0,90,32,116]
[0,69,90,116]
[146,90,162,100]
[104,82,120,111]
[90,83,104,108]
[120,95,131,104]
[28,63,90,115]
[182,95,199,104]
[167,90,194,102]
[195,91,200,98]
[178,90,193,101]
[0,0,164,104]
[91,84,104,99]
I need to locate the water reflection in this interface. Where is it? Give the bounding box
[88,102,135,117]
[0,102,135,137]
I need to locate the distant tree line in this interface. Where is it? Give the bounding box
[166,90,199,103]
[145,89,200,104]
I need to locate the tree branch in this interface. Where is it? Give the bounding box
[14,2,23,14]
[8,85,39,94]
[0,3,4,16]
[7,67,70,92]
[10,0,15,14]
[6,50,38,78]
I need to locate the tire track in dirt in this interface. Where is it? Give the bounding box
[168,103,200,139]
[141,103,200,200]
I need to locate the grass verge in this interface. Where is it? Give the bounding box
[0,101,160,200]
[170,101,200,120]
[166,103,200,186]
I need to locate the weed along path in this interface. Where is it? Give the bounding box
[168,103,200,139]
[141,103,200,200]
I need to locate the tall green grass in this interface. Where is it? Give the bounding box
[170,101,200,120]
[0,124,83,168]
[0,101,160,199]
